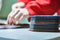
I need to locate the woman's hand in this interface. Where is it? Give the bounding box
[7,8,29,25]
[7,2,29,25]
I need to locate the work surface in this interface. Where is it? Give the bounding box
[0,28,60,40]
[0,19,60,40]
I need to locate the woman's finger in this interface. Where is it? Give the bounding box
[7,17,13,25]
[7,10,14,24]
[14,11,23,20]
[18,14,25,24]
[10,10,19,18]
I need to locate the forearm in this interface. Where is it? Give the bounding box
[25,1,42,16]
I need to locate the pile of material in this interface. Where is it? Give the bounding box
[30,16,59,32]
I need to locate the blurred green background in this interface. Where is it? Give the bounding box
[0,0,29,24]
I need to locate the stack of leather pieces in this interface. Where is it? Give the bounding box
[30,15,60,32]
